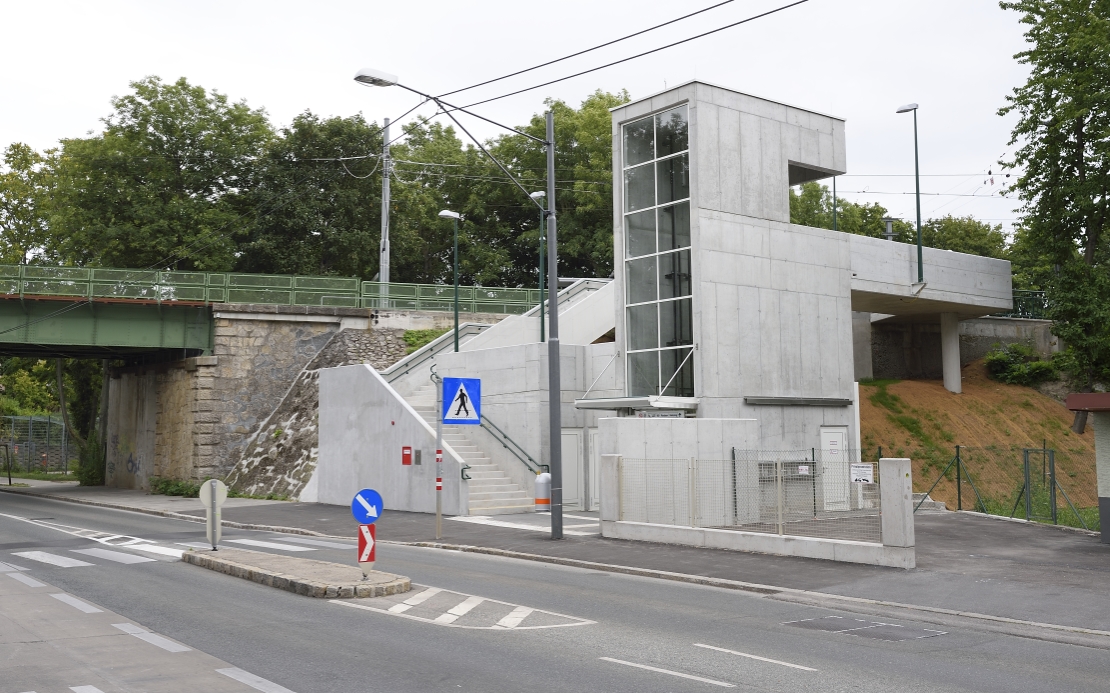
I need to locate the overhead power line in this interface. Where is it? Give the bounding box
[438,0,740,99]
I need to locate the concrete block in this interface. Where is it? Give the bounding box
[600,454,620,522]
[879,458,914,547]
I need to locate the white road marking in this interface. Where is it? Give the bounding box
[599,657,735,687]
[562,514,599,521]
[495,606,534,629]
[225,539,315,551]
[448,515,596,536]
[334,595,595,631]
[388,587,442,613]
[434,595,485,623]
[112,623,191,652]
[12,551,93,568]
[8,573,46,587]
[694,643,817,671]
[270,536,354,550]
[128,544,184,558]
[51,594,102,613]
[217,667,298,693]
[0,560,29,571]
[72,548,156,564]
[70,687,106,693]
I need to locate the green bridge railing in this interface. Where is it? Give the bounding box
[0,265,540,315]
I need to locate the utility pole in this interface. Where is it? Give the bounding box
[546,111,563,540]
[380,117,392,285]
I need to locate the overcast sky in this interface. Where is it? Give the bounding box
[2,0,1030,232]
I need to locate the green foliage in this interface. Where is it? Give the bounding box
[4,470,75,481]
[920,215,1007,258]
[1046,263,1110,389]
[150,476,201,497]
[48,76,274,271]
[403,328,449,354]
[75,429,105,486]
[0,363,56,415]
[0,143,53,264]
[789,182,914,241]
[984,343,1058,385]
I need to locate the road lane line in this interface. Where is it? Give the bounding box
[270,536,354,550]
[0,560,30,571]
[70,687,106,692]
[225,539,315,551]
[216,667,298,692]
[599,657,735,687]
[51,594,102,613]
[693,643,817,671]
[389,586,442,612]
[333,599,595,630]
[8,573,45,587]
[495,606,534,629]
[72,548,156,564]
[12,551,93,568]
[128,544,184,558]
[111,623,191,652]
[434,595,485,623]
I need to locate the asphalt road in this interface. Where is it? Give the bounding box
[2,492,1108,693]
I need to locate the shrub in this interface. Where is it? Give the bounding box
[984,343,1057,386]
[403,328,449,354]
[75,430,106,486]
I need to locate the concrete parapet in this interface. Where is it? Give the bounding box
[600,520,915,568]
[880,458,915,548]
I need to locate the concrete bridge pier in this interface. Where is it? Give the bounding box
[940,312,962,394]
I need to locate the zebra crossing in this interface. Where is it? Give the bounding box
[334,585,596,630]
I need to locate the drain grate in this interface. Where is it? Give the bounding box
[785,616,946,642]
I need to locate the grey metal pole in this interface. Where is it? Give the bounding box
[380,117,392,286]
[539,201,546,343]
[453,217,459,352]
[545,111,563,540]
[913,110,923,284]
[436,373,443,540]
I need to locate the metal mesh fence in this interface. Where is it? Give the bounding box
[0,416,76,473]
[913,445,1098,531]
[619,450,882,544]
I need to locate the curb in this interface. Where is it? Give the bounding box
[181,550,410,598]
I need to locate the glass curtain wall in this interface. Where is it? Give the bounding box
[623,105,694,397]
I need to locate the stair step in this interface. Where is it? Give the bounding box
[468,490,531,501]
[465,484,520,493]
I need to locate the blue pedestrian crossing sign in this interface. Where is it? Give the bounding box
[442,377,481,425]
[351,488,383,525]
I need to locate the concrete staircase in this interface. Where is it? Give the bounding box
[407,383,534,516]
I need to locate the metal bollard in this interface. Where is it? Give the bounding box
[534,472,551,513]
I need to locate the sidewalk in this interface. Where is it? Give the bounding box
[4,482,1109,636]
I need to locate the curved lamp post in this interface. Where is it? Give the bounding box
[896,103,923,284]
[439,210,462,352]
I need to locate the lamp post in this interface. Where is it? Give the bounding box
[353,67,561,539]
[530,191,546,342]
[896,103,923,284]
[439,210,462,352]
[353,68,400,287]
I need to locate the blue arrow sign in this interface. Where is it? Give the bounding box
[351,488,384,525]
[442,377,481,425]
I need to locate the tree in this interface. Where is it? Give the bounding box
[238,112,384,278]
[789,182,915,242]
[0,143,52,264]
[920,215,1007,258]
[999,0,1110,431]
[48,76,274,271]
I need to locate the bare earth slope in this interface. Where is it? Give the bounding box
[859,360,1098,511]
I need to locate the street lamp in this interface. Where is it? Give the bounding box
[353,67,565,540]
[530,191,546,343]
[896,103,923,284]
[354,68,400,288]
[439,210,462,352]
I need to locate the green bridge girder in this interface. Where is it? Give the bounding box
[0,299,211,359]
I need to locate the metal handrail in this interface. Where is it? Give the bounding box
[480,414,547,475]
[381,323,492,384]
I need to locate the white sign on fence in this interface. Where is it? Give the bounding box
[849,463,874,484]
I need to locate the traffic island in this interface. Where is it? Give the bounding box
[182,547,410,598]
